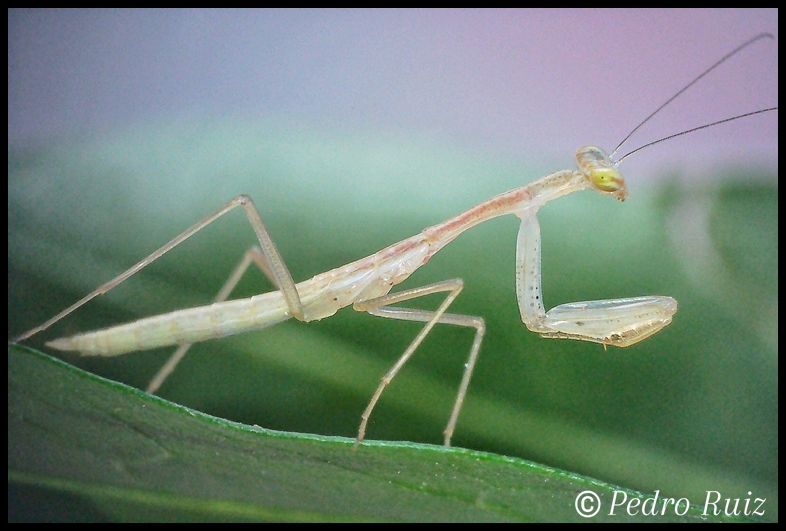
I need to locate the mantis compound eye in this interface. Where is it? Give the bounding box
[575,146,627,200]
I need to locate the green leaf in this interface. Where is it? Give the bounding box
[10,345,754,522]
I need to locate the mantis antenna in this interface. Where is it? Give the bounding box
[610,32,776,162]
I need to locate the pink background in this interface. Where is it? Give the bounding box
[9,9,778,181]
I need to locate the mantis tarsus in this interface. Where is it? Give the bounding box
[12,33,777,447]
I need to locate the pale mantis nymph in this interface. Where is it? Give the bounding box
[13,34,777,447]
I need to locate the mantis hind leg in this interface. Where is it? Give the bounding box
[14,195,304,345]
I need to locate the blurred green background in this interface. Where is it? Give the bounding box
[8,119,778,516]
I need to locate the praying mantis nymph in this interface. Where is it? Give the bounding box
[12,33,777,447]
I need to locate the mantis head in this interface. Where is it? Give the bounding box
[575,146,627,201]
